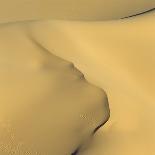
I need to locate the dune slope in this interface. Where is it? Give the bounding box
[24,11,155,154]
[0,23,110,155]
[0,0,154,22]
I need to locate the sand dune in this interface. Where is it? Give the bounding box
[22,11,155,154]
[0,0,154,22]
[0,23,110,154]
[0,0,155,154]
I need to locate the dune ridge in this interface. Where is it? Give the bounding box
[0,0,155,154]
[20,11,155,155]
[0,0,154,23]
[0,22,110,154]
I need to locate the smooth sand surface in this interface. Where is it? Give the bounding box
[0,0,154,22]
[22,11,154,154]
[0,1,155,155]
[0,23,110,154]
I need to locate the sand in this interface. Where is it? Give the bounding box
[0,0,154,22]
[0,22,110,155]
[0,0,155,155]
[26,11,155,154]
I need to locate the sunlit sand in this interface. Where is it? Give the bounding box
[0,0,155,154]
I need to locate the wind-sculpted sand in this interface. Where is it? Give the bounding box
[0,0,154,22]
[0,0,155,154]
[22,11,155,155]
[0,23,109,154]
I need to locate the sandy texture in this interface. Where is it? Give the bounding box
[0,0,155,154]
[0,0,154,22]
[0,22,109,155]
[23,11,155,154]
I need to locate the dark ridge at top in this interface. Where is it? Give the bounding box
[71,147,80,155]
[122,8,155,19]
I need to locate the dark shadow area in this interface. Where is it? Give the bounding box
[122,8,155,19]
[71,146,81,155]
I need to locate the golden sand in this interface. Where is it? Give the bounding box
[0,0,154,22]
[0,0,155,154]
[0,22,109,154]
[27,11,155,154]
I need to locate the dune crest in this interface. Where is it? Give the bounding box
[0,0,154,22]
[21,11,155,155]
[0,0,155,154]
[0,22,110,155]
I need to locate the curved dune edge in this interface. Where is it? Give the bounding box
[20,11,155,155]
[0,6,155,155]
[0,22,110,155]
[0,0,154,22]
